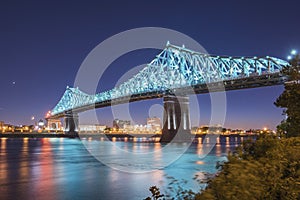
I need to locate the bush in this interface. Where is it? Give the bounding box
[196,136,300,200]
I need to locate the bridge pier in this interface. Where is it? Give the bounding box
[46,118,62,131]
[160,95,191,143]
[64,112,79,137]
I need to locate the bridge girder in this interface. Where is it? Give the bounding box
[49,43,289,118]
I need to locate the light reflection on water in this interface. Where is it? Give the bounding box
[0,138,7,181]
[0,137,243,200]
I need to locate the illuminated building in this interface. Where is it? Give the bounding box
[46,118,62,131]
[79,125,107,132]
[38,119,45,129]
[147,117,161,131]
[113,119,131,129]
[0,121,3,131]
[2,124,14,132]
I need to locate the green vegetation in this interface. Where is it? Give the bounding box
[144,186,165,200]
[275,54,300,137]
[144,178,197,200]
[196,136,300,199]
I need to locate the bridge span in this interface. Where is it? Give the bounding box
[47,43,289,142]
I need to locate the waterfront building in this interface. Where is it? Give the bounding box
[38,119,45,128]
[79,125,107,133]
[2,124,14,132]
[147,117,161,131]
[0,121,3,131]
[113,119,131,129]
[122,124,153,134]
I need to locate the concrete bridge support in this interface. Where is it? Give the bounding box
[64,112,79,137]
[160,95,191,143]
[46,118,62,131]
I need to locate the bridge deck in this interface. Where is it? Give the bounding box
[48,73,286,119]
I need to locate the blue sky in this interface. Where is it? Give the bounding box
[0,0,299,129]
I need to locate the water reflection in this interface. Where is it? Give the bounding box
[0,137,243,200]
[153,143,162,164]
[19,138,29,179]
[197,137,202,144]
[215,144,222,157]
[1,137,7,151]
[196,142,203,155]
[0,138,8,181]
[196,161,205,165]
[31,138,57,198]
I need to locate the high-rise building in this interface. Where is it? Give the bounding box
[147,117,161,130]
[113,119,131,129]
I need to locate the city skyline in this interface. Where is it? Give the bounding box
[1,1,300,130]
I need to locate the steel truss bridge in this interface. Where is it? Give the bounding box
[47,43,289,141]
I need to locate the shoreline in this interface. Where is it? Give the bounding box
[0,133,257,141]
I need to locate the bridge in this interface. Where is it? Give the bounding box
[47,42,289,142]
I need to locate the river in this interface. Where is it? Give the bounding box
[0,136,242,199]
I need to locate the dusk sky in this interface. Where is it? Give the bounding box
[0,0,299,130]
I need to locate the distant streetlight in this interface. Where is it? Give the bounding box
[291,49,297,55]
[287,49,298,60]
[45,110,51,118]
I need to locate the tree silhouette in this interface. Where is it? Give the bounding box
[275,53,300,137]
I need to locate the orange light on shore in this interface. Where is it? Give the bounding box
[45,110,51,118]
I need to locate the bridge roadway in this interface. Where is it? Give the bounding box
[49,73,287,119]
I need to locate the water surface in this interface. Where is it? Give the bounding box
[0,137,239,199]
